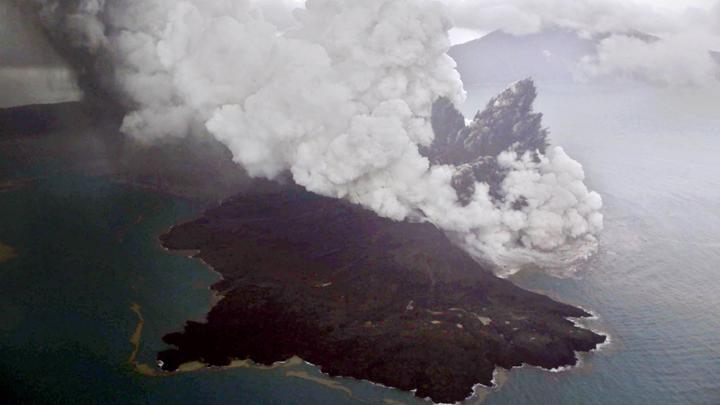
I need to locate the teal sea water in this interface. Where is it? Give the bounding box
[0,152,418,404]
[1,83,719,404]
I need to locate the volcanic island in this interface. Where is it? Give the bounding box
[155,80,606,403]
[157,182,605,403]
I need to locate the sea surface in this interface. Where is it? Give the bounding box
[1,83,719,404]
[464,83,720,404]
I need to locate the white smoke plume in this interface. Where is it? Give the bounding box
[577,31,720,86]
[30,0,603,275]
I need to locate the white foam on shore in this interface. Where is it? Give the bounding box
[568,306,613,354]
[455,309,611,404]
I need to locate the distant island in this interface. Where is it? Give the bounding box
[158,181,605,403]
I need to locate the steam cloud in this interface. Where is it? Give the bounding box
[30,0,603,275]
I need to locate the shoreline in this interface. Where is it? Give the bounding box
[127,300,305,377]
[140,229,310,376]
[462,310,613,403]
[156,228,226,310]
[458,311,610,404]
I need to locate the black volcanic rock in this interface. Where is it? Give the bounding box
[158,182,605,403]
[429,96,466,153]
[427,78,548,204]
[430,79,548,165]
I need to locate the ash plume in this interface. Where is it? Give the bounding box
[427,79,602,272]
[25,0,603,274]
[428,79,549,203]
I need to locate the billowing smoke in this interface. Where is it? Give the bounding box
[577,31,720,86]
[427,79,603,273]
[28,0,603,275]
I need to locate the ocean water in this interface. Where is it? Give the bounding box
[1,83,719,404]
[463,83,720,404]
[0,140,420,404]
